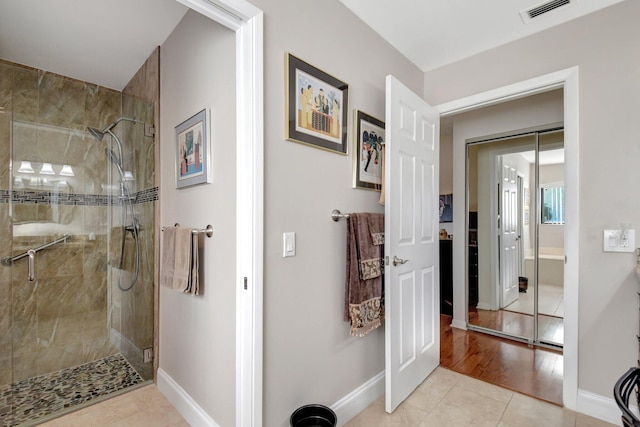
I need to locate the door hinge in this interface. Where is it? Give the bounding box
[144,123,156,137]
[143,347,154,363]
[244,276,248,290]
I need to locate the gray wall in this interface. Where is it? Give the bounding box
[247,0,423,425]
[424,0,640,398]
[159,10,237,427]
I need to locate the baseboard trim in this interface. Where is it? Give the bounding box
[450,318,467,330]
[476,302,491,311]
[577,388,629,425]
[331,371,385,426]
[157,368,220,427]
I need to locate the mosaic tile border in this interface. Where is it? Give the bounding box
[0,353,144,427]
[0,187,158,206]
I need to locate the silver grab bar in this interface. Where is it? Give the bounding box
[1,234,72,266]
[27,249,36,282]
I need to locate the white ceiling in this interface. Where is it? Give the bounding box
[522,149,565,165]
[340,0,625,71]
[0,0,188,90]
[0,0,625,90]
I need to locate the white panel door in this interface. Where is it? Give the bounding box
[500,158,519,308]
[385,75,440,413]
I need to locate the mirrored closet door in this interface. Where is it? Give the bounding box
[466,127,564,348]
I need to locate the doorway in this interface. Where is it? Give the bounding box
[435,67,579,409]
[466,126,565,349]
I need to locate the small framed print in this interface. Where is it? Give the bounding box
[175,109,211,189]
[439,194,453,223]
[353,110,384,190]
[286,53,349,154]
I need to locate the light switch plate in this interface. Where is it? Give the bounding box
[283,232,296,257]
[603,229,635,252]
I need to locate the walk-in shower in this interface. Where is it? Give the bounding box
[88,117,143,292]
[0,56,158,426]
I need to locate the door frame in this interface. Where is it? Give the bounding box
[435,67,579,410]
[174,1,264,426]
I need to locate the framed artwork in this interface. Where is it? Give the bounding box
[175,109,211,189]
[353,110,384,191]
[285,53,349,154]
[439,194,453,223]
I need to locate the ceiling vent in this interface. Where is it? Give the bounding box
[520,0,575,23]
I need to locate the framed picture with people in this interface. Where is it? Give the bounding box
[285,53,349,154]
[353,110,384,191]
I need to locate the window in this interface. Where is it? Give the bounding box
[541,185,564,224]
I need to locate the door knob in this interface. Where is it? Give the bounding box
[392,255,409,266]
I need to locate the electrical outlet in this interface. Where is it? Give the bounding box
[603,229,635,252]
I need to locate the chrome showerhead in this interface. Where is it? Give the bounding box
[87,117,141,141]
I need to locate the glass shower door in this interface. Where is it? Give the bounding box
[1,59,156,426]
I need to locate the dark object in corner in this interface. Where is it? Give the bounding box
[290,404,337,427]
[519,276,528,293]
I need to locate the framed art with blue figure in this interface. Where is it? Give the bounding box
[175,108,211,189]
[439,194,453,223]
[353,110,384,191]
[286,53,349,154]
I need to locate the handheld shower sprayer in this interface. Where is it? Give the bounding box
[86,117,144,292]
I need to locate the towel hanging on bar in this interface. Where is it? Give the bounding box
[160,225,200,295]
[344,212,385,337]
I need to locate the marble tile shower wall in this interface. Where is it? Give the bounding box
[0,58,158,386]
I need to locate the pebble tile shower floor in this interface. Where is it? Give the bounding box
[0,354,143,427]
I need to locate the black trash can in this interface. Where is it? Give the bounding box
[518,276,528,293]
[290,404,337,427]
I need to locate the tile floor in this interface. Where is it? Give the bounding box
[37,385,188,427]
[1,354,143,427]
[41,367,619,427]
[344,368,617,427]
[504,282,564,317]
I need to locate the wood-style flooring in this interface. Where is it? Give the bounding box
[469,308,564,344]
[440,314,564,406]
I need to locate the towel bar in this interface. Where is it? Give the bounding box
[331,209,350,222]
[161,224,213,238]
